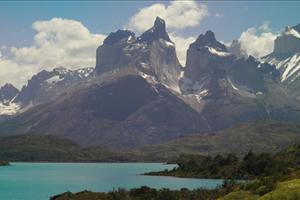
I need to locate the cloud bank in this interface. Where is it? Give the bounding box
[0,18,105,88]
[128,1,208,33]
[231,22,278,58]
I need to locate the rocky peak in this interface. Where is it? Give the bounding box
[292,23,300,33]
[190,30,227,52]
[0,83,19,102]
[138,16,172,44]
[273,24,300,55]
[103,30,135,45]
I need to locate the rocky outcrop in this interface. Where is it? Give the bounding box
[95,17,182,92]
[0,84,19,103]
[180,31,297,130]
[262,23,300,98]
[273,25,300,56]
[0,73,210,147]
[13,67,94,106]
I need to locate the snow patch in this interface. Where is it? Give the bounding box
[46,75,64,84]
[285,28,300,39]
[281,54,300,81]
[206,46,231,57]
[139,72,158,85]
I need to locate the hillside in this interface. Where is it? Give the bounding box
[0,134,138,162]
[0,121,300,163]
[138,120,300,161]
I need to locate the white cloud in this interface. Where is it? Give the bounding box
[169,34,195,66]
[235,25,278,58]
[128,1,208,32]
[0,58,35,90]
[127,1,206,66]
[0,18,106,88]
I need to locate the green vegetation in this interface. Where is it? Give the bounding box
[51,186,232,200]
[0,160,9,166]
[137,120,300,161]
[1,120,300,163]
[146,144,300,179]
[50,179,300,200]
[0,134,139,162]
[220,179,300,200]
[51,144,300,200]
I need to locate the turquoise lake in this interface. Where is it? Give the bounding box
[0,162,223,200]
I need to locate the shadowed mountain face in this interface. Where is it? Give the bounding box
[13,67,94,106]
[180,31,300,130]
[0,84,19,103]
[95,16,182,93]
[0,74,210,147]
[262,23,300,100]
[0,18,300,148]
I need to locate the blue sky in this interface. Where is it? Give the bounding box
[0,1,300,88]
[1,1,300,47]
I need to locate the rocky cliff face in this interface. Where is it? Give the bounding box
[0,73,210,147]
[0,84,19,103]
[180,31,297,130]
[273,25,300,56]
[262,23,300,98]
[1,18,300,148]
[96,17,182,92]
[181,31,278,96]
[13,67,94,106]
[0,84,20,116]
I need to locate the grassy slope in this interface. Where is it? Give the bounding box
[220,179,300,200]
[138,120,300,161]
[0,120,300,162]
[0,134,139,162]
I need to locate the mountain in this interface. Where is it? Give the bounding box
[262,23,300,99]
[179,30,300,131]
[137,120,300,161]
[0,18,210,147]
[0,83,20,116]
[0,83,19,103]
[0,70,210,147]
[96,16,182,93]
[1,18,300,149]
[13,67,94,106]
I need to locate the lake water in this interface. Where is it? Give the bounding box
[0,162,223,200]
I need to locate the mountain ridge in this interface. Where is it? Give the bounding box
[0,18,300,149]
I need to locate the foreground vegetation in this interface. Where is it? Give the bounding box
[51,144,300,200]
[146,146,299,179]
[0,160,9,166]
[51,186,232,200]
[50,178,300,200]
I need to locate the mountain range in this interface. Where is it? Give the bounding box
[0,17,300,150]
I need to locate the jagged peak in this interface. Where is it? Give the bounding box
[1,83,17,90]
[103,29,135,45]
[138,16,172,44]
[291,23,300,33]
[190,30,227,52]
[0,83,19,101]
[154,16,166,30]
[272,23,300,55]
